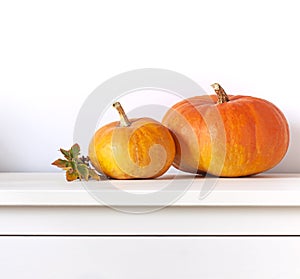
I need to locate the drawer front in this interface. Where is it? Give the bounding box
[2,206,300,235]
[1,237,300,279]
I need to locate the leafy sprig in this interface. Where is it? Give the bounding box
[52,144,100,181]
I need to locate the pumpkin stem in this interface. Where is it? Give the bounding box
[113,102,131,127]
[211,83,229,104]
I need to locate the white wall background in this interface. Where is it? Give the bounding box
[0,0,299,172]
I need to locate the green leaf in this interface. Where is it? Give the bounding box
[66,169,79,181]
[70,161,77,171]
[52,159,71,170]
[53,143,104,182]
[70,143,80,159]
[89,169,100,181]
[60,148,72,160]
[77,164,89,181]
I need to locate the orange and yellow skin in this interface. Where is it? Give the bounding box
[162,95,289,177]
[88,118,175,179]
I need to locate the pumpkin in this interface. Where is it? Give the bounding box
[162,83,289,177]
[88,102,176,179]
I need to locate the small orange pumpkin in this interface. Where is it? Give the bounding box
[162,83,289,177]
[89,102,176,179]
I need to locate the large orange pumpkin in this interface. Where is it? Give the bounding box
[162,83,289,177]
[89,102,175,179]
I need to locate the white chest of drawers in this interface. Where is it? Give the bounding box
[1,173,300,279]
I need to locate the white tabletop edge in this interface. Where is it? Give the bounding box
[0,172,299,207]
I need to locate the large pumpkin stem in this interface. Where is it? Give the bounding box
[113,102,131,127]
[211,83,229,104]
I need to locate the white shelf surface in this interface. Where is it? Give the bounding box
[0,172,299,207]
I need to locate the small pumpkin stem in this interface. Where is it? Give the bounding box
[113,102,131,127]
[211,83,229,104]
